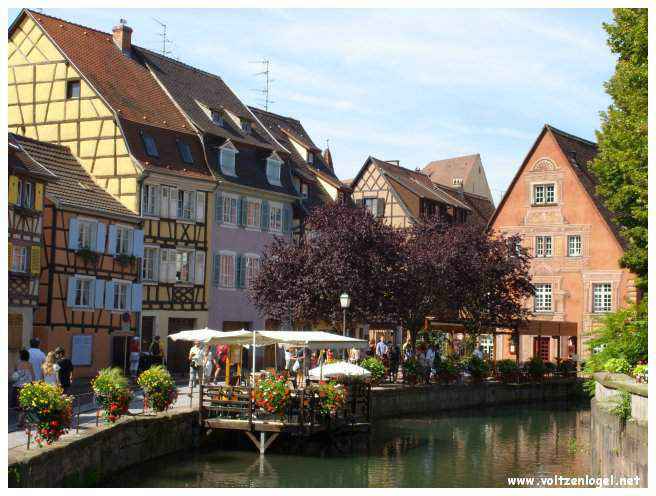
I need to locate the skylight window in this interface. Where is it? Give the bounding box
[211,109,224,126]
[177,140,194,164]
[141,132,159,158]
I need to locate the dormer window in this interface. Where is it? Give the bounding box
[141,132,159,158]
[266,153,283,186]
[218,142,238,177]
[308,152,314,165]
[66,79,81,99]
[177,140,194,164]
[241,120,252,134]
[452,177,463,187]
[211,109,224,126]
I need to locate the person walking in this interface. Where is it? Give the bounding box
[188,341,202,388]
[213,344,229,383]
[28,337,46,381]
[54,347,74,394]
[12,350,35,426]
[41,351,59,385]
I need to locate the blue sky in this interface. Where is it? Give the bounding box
[9,8,616,204]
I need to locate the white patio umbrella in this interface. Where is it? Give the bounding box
[167,327,225,343]
[308,361,372,381]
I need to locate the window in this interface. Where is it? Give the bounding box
[535,236,552,257]
[219,147,237,176]
[301,183,309,199]
[11,245,28,272]
[568,235,582,257]
[142,246,159,281]
[266,157,282,185]
[220,253,235,288]
[211,109,224,126]
[269,204,283,232]
[363,197,378,216]
[244,256,260,288]
[245,200,261,228]
[115,226,132,255]
[177,140,194,164]
[66,80,81,99]
[177,190,195,220]
[453,177,463,187]
[593,283,612,313]
[16,178,23,207]
[78,220,97,250]
[176,250,194,283]
[113,281,130,311]
[141,132,159,158]
[533,183,555,204]
[16,179,35,209]
[222,195,238,225]
[534,283,553,312]
[142,184,158,216]
[74,278,93,308]
[241,120,251,134]
[307,152,314,164]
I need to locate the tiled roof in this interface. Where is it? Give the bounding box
[438,185,496,228]
[136,47,283,152]
[8,134,57,180]
[12,134,138,220]
[422,154,480,186]
[21,10,212,180]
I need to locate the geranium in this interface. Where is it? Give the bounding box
[312,380,346,417]
[18,382,73,446]
[91,367,133,423]
[254,374,292,416]
[137,365,178,412]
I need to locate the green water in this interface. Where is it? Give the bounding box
[107,402,591,488]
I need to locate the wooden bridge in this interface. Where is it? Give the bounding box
[199,382,371,454]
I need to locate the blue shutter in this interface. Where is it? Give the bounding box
[68,218,79,250]
[131,283,143,312]
[235,255,243,289]
[104,281,115,310]
[107,225,117,255]
[215,191,223,225]
[96,223,106,253]
[282,204,292,234]
[261,200,270,231]
[133,229,144,258]
[66,276,77,307]
[94,279,105,308]
[212,253,220,287]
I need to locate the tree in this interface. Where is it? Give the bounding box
[591,8,648,290]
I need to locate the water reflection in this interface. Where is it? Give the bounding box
[107,402,590,488]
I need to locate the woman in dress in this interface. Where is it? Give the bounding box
[41,351,59,385]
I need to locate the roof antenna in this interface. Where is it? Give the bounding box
[153,18,172,56]
[250,59,274,111]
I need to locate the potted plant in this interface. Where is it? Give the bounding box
[253,373,292,417]
[76,247,98,265]
[312,380,346,417]
[18,382,73,446]
[137,365,178,412]
[496,359,519,383]
[360,356,385,385]
[436,358,459,384]
[115,253,136,267]
[92,367,133,423]
[461,355,490,383]
[402,357,420,385]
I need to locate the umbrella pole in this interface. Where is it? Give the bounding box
[252,331,256,387]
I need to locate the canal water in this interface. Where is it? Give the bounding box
[108,401,591,487]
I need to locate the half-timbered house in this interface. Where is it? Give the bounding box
[8,134,57,373]
[12,134,143,378]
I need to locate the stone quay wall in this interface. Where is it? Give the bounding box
[590,373,648,487]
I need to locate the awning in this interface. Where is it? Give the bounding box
[517,320,578,337]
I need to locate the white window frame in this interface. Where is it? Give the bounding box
[219,251,236,289]
[11,245,28,272]
[115,225,133,255]
[219,146,238,177]
[222,193,239,226]
[535,236,552,258]
[177,190,195,221]
[568,235,582,257]
[363,197,378,217]
[245,198,261,229]
[112,280,131,311]
[266,156,282,186]
[142,245,159,282]
[592,283,613,313]
[73,276,94,309]
[533,183,556,205]
[78,219,97,250]
[175,248,194,284]
[307,151,314,164]
[244,254,261,289]
[142,183,158,217]
[534,283,553,313]
[269,203,283,233]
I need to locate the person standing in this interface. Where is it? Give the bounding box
[188,341,202,388]
[28,338,46,381]
[389,345,400,383]
[203,344,214,384]
[129,337,141,379]
[149,336,163,366]
[213,344,229,383]
[375,336,388,359]
[41,352,59,385]
[55,347,74,394]
[12,350,35,426]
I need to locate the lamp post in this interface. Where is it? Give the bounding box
[339,292,351,337]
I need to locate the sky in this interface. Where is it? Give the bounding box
[9,8,616,204]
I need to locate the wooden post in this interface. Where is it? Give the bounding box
[225,352,231,385]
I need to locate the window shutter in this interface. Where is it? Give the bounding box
[215,191,223,224]
[376,198,385,218]
[9,176,19,205]
[188,251,195,284]
[189,191,197,220]
[104,281,115,310]
[195,251,205,285]
[154,185,161,216]
[34,183,44,211]
[132,229,144,258]
[94,279,105,308]
[212,253,220,287]
[68,218,79,251]
[30,245,41,276]
[355,198,364,207]
[8,242,13,269]
[196,192,206,223]
[235,254,243,289]
[168,249,178,283]
[66,277,77,307]
[160,186,170,218]
[152,248,160,281]
[239,197,247,226]
[158,250,168,283]
[282,204,291,233]
[131,283,143,312]
[107,224,117,255]
[261,200,270,231]
[169,187,178,219]
[96,223,106,253]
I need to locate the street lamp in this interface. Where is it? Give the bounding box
[339,292,351,337]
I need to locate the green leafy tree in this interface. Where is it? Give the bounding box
[591,8,648,289]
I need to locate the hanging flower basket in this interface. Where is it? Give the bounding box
[138,365,178,412]
[254,373,292,417]
[18,382,73,446]
[91,367,133,423]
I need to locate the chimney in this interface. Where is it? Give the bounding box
[112,19,132,53]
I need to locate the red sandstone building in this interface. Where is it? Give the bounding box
[489,125,637,362]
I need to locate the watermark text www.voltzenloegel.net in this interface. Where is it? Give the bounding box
[507,474,641,487]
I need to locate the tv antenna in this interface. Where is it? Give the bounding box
[153,18,172,56]
[250,59,274,111]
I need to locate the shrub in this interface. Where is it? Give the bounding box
[360,357,385,384]
[558,359,577,374]
[526,356,546,379]
[137,366,178,412]
[611,391,632,424]
[496,359,519,382]
[254,374,292,416]
[402,357,420,384]
[460,355,490,380]
[544,361,557,373]
[312,380,346,416]
[603,357,632,374]
[18,382,73,446]
[632,363,648,383]
[92,367,132,423]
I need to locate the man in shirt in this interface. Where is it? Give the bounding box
[188,341,201,388]
[28,337,46,381]
[375,336,388,359]
[54,346,74,393]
